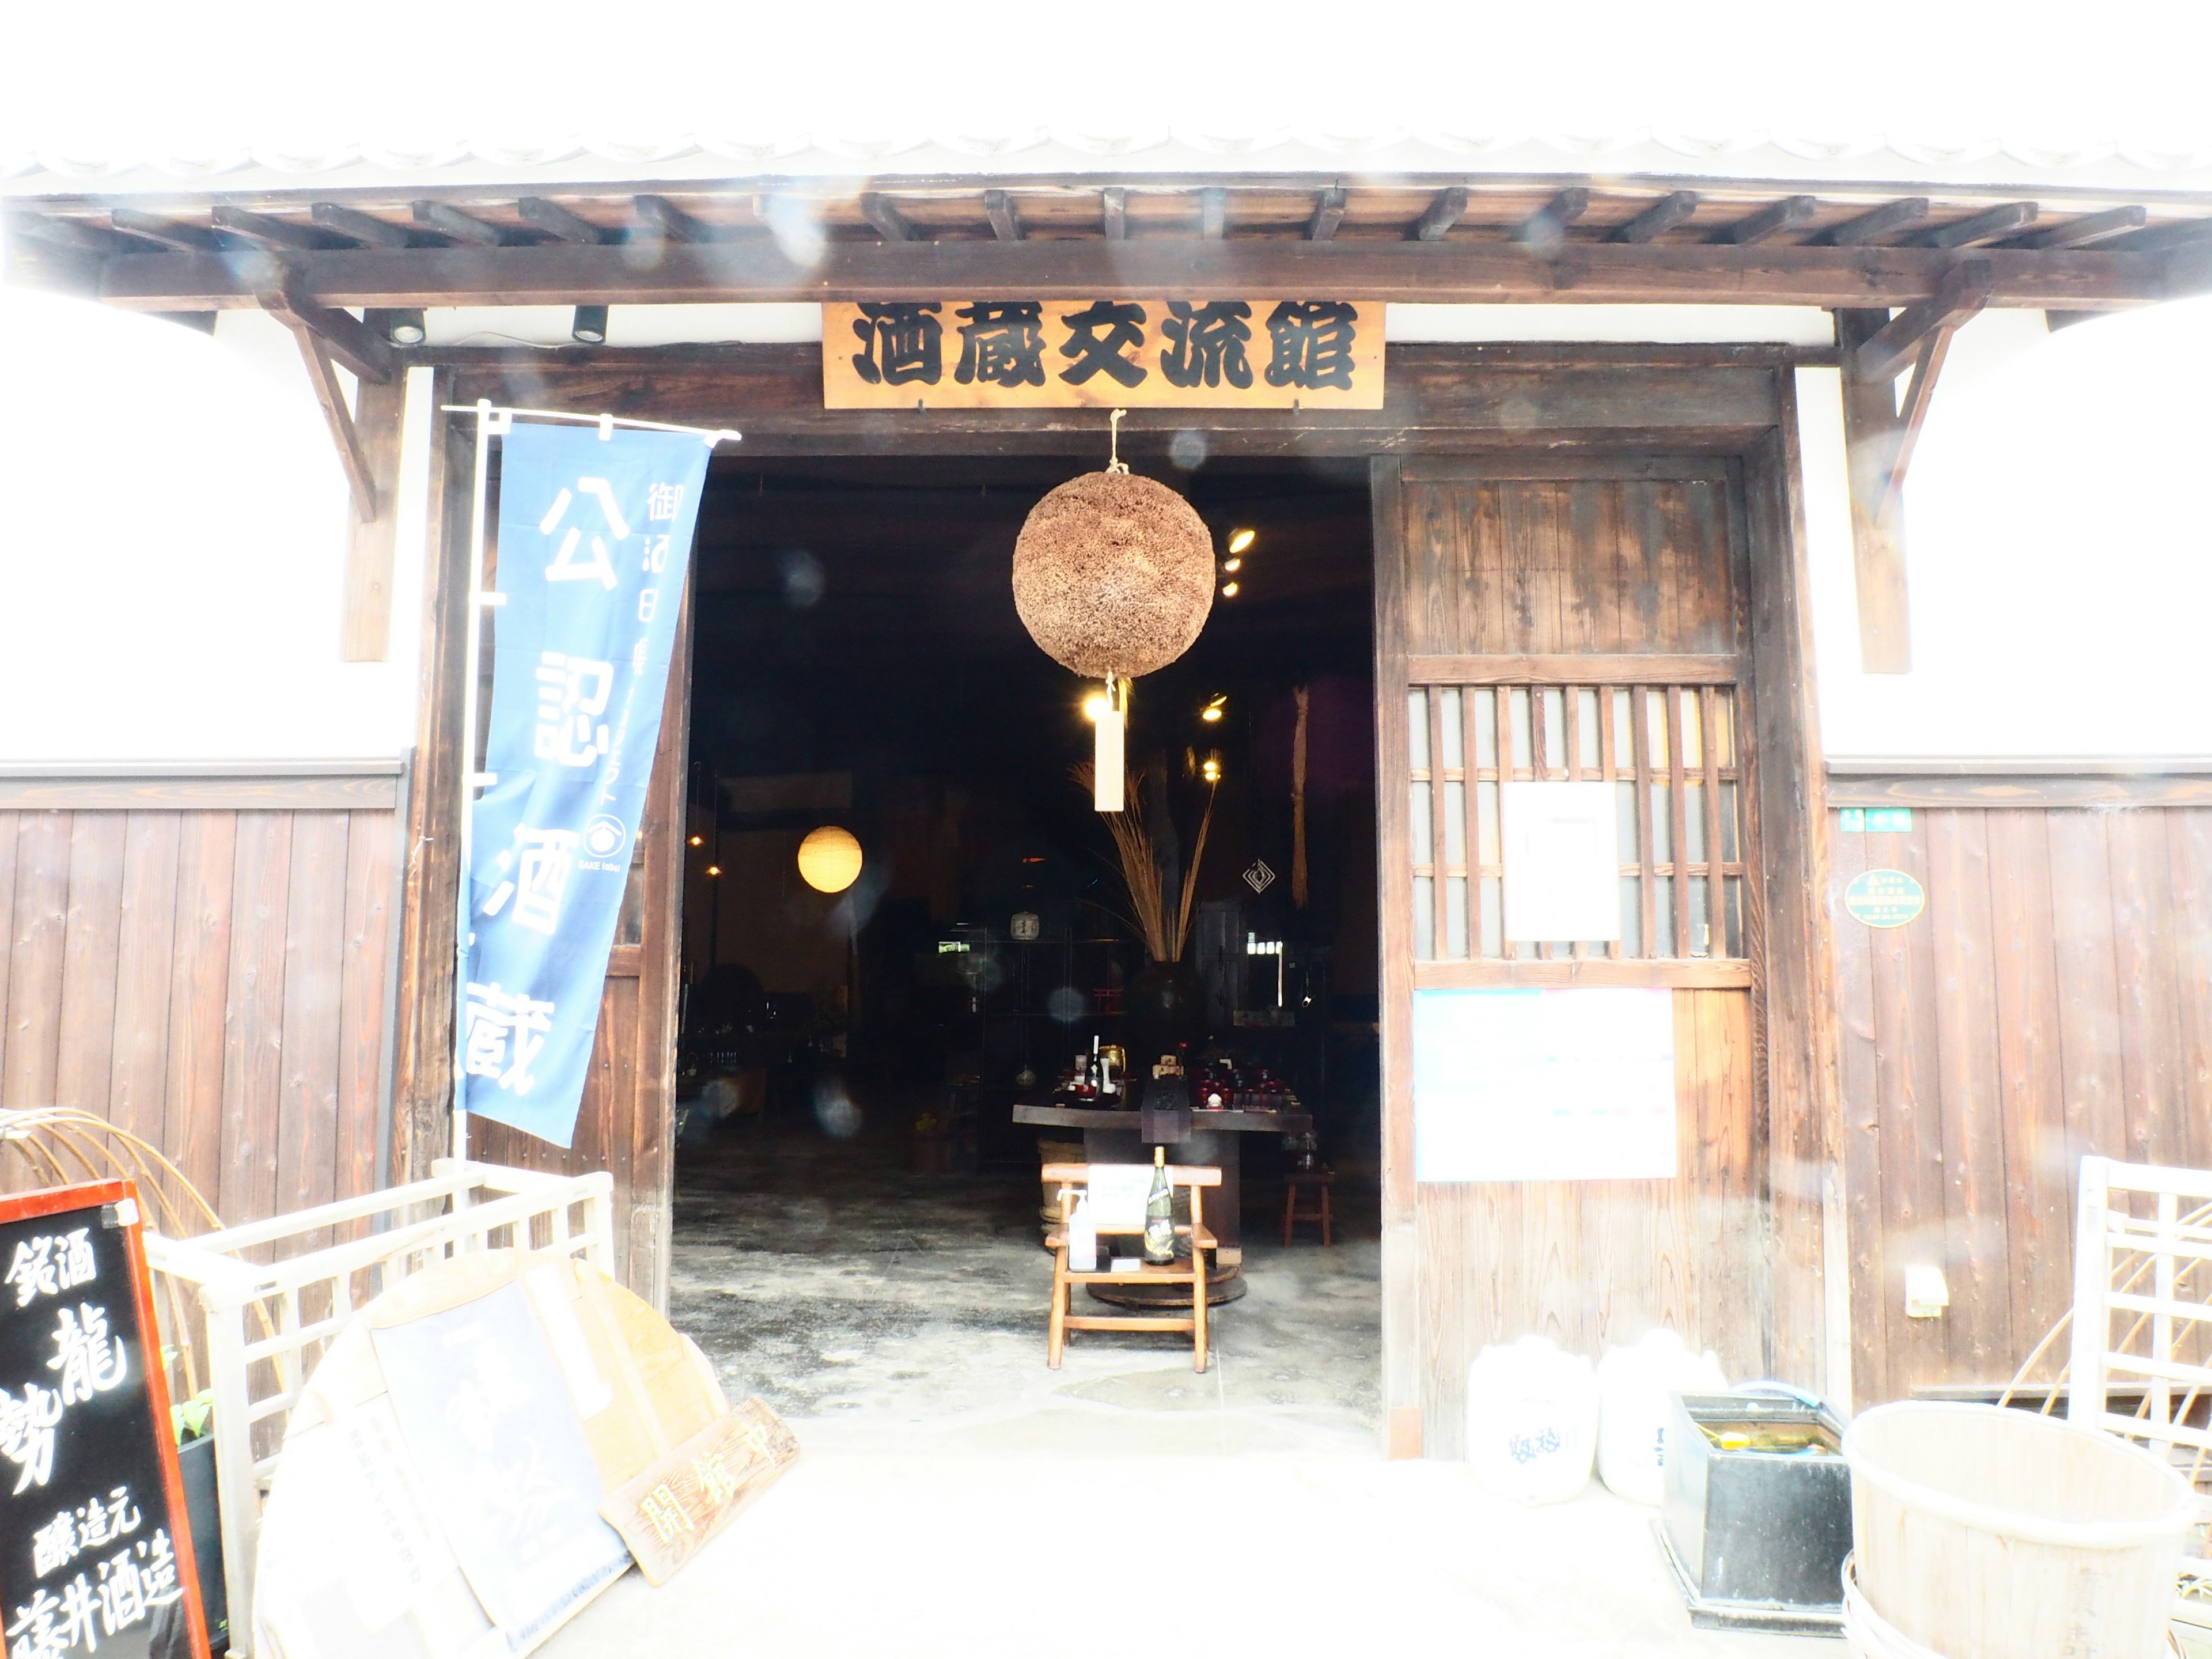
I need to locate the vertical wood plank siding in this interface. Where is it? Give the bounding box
[0,807,395,1234]
[1834,802,2212,1404]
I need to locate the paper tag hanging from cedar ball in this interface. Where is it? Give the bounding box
[1013,420,1215,813]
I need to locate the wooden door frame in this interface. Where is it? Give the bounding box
[387,343,1843,1387]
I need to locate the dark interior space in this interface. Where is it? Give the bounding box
[664,451,1382,1433]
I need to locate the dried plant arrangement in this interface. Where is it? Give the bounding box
[1071,763,1217,963]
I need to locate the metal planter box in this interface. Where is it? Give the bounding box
[1657,1388,1852,1634]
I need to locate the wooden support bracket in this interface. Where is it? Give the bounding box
[256,272,395,386]
[258,272,383,523]
[1850,260,1992,382]
[1870,321,1957,525]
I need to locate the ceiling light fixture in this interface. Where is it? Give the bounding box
[1221,581,1240,598]
[1222,558,1241,573]
[384,308,426,346]
[1227,528,1256,555]
[1201,694,1226,722]
[570,304,609,345]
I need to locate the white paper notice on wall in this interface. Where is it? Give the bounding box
[1501,781,1622,942]
[1412,987,1676,1182]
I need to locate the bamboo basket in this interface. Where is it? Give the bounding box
[1844,1402,2194,1659]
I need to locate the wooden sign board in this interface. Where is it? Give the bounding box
[599,1397,798,1585]
[823,300,1384,410]
[0,1179,211,1659]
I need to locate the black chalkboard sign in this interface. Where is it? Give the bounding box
[0,1180,208,1659]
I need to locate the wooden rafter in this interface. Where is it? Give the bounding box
[1511,188,1589,247]
[1199,187,1227,240]
[634,194,712,244]
[1914,202,2036,248]
[859,192,916,242]
[1611,191,1698,243]
[312,202,414,248]
[1817,198,1929,246]
[517,197,607,244]
[983,188,1021,243]
[109,209,221,252]
[414,200,511,246]
[1412,187,1468,243]
[212,206,335,252]
[2018,206,2147,249]
[1307,186,1346,242]
[1711,195,1816,245]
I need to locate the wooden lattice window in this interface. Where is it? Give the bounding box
[1407,680,1748,963]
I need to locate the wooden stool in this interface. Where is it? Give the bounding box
[1282,1168,1334,1246]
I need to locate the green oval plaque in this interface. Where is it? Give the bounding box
[1844,868,1926,928]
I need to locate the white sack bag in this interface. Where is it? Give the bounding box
[1595,1328,1727,1506]
[1465,1335,1599,1504]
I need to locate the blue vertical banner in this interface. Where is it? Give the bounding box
[460,422,710,1147]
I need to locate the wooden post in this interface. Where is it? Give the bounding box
[1745,373,1848,1393]
[1835,310,1912,675]
[388,380,471,1188]
[1369,456,1423,1456]
[340,372,410,660]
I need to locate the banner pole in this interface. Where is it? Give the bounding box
[450,399,499,1163]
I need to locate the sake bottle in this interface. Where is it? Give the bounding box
[1142,1146,1176,1265]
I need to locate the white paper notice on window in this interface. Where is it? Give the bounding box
[1501,781,1622,942]
[1413,987,1676,1182]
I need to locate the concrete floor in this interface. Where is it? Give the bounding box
[666,1097,1384,1457]
[581,1095,1832,1656]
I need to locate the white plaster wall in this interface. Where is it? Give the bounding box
[1800,300,2212,763]
[0,285,430,764]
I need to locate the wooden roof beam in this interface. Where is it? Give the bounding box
[983,188,1022,243]
[1850,260,1993,382]
[1101,187,1127,241]
[77,238,2168,312]
[1307,186,1347,242]
[1510,188,1589,248]
[517,198,609,245]
[859,192,918,243]
[1710,195,1816,246]
[211,206,340,252]
[311,203,415,249]
[108,209,222,253]
[1912,202,2036,249]
[2016,205,2146,250]
[1412,186,1468,242]
[1611,191,1699,243]
[414,201,514,246]
[1817,198,1929,247]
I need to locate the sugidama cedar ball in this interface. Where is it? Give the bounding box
[1012,470,1216,679]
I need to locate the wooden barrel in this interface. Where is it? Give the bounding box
[1843,1402,2194,1659]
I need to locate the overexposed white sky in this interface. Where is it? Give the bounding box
[6,0,2212,180]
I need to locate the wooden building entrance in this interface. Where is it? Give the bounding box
[375,342,1840,1453]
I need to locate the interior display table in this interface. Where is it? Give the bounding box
[1012,1101,1313,1306]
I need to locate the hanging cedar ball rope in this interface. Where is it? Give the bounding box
[1012,468,1215,679]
